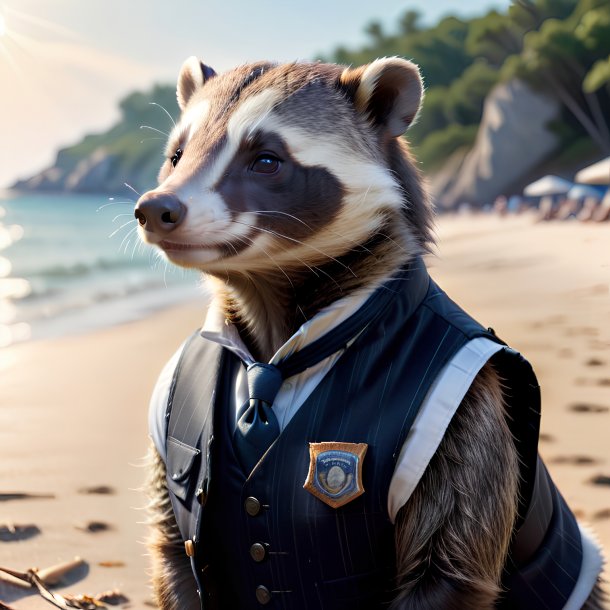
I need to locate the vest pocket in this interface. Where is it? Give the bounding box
[166,436,201,502]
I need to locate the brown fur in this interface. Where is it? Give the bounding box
[145,445,200,610]
[392,363,518,608]
[139,60,434,359]
[140,58,605,608]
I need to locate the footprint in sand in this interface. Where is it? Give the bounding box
[585,358,606,367]
[0,524,41,542]
[77,485,116,495]
[575,378,610,387]
[0,492,54,502]
[75,521,113,533]
[549,455,598,466]
[593,508,610,521]
[569,403,609,413]
[566,327,599,337]
[589,475,610,487]
[97,591,129,605]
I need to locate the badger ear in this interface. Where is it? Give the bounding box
[340,57,423,137]
[177,56,216,111]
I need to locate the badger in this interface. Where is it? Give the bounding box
[135,57,605,609]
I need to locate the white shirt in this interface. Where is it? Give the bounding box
[149,291,503,520]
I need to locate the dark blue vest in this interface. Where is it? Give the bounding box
[163,265,584,609]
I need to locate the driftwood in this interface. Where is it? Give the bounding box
[0,558,105,609]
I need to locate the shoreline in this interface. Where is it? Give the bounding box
[0,301,207,609]
[1,214,608,608]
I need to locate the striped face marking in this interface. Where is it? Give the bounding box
[137,61,415,273]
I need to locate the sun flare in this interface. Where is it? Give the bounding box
[0,14,6,37]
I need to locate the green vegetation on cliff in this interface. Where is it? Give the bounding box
[15,0,610,194]
[14,85,179,195]
[324,0,610,169]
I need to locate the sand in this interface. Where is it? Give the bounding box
[0,213,608,608]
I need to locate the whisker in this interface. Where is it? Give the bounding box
[231,233,348,293]
[232,231,322,280]
[131,236,141,261]
[306,264,343,291]
[108,218,137,239]
[376,232,408,254]
[96,201,134,211]
[121,227,138,254]
[112,213,135,222]
[232,221,356,277]
[149,102,177,129]
[250,209,374,257]
[150,249,162,270]
[248,210,313,230]
[119,226,137,253]
[224,239,240,257]
[140,125,169,138]
[232,235,296,292]
[296,304,307,323]
[124,182,142,198]
[138,240,148,259]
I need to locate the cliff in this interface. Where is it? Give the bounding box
[12,85,178,196]
[430,79,561,208]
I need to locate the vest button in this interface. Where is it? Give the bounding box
[245,496,261,516]
[255,585,271,605]
[184,539,195,557]
[250,543,267,562]
[196,487,207,506]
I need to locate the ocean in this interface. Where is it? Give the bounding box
[0,191,202,348]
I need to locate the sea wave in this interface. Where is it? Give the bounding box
[20,274,178,307]
[22,256,152,280]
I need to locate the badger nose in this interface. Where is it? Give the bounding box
[134,192,186,235]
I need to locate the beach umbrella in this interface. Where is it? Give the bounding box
[567,184,606,200]
[523,175,573,197]
[575,157,610,185]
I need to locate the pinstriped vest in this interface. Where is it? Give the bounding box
[163,268,584,610]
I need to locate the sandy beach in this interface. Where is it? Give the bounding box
[1,213,608,608]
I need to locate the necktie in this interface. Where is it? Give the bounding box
[234,363,284,472]
[232,257,428,473]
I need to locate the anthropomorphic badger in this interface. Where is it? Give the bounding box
[136,57,605,609]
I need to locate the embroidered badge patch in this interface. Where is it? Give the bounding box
[303,442,368,508]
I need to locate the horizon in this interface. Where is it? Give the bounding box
[0,0,507,188]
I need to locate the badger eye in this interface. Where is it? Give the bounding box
[171,148,183,168]
[250,153,281,174]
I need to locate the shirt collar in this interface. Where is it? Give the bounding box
[200,284,378,366]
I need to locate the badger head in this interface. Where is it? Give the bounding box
[135,57,431,281]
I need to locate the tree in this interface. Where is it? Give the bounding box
[504,8,610,154]
[466,11,523,67]
[364,21,385,45]
[584,56,610,94]
[398,10,421,36]
[444,60,499,125]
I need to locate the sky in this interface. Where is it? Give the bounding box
[0,0,508,188]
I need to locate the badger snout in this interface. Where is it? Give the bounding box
[134,191,186,236]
